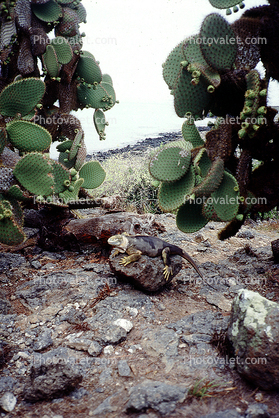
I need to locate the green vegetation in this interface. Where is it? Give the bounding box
[91,151,161,214]
[0,0,117,245]
[150,0,279,239]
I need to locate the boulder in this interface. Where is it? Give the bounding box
[109,254,182,292]
[23,362,82,402]
[227,289,279,390]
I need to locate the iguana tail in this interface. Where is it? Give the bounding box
[181,249,203,278]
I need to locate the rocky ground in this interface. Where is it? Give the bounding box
[1,208,279,417]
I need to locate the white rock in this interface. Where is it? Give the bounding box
[113,318,133,333]
[0,392,17,412]
[103,345,114,355]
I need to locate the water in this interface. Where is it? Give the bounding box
[50,99,279,159]
[79,100,185,152]
[50,100,188,158]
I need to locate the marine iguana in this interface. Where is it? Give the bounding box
[107,233,203,280]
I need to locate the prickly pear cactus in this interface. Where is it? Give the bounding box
[0,0,117,245]
[152,0,279,239]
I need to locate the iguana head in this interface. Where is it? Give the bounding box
[107,233,129,250]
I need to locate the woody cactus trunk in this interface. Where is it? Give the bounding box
[150,0,279,239]
[0,0,117,246]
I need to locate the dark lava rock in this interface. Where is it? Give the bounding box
[0,299,11,315]
[23,362,82,402]
[271,238,279,262]
[109,254,182,292]
[126,380,187,415]
[0,253,26,271]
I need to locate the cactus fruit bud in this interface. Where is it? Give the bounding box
[245,99,254,107]
[4,209,13,218]
[259,89,267,97]
[226,8,232,15]
[243,106,252,115]
[238,128,247,139]
[36,103,43,109]
[245,90,256,99]
[241,122,249,129]
[180,60,188,67]
[191,78,199,86]
[239,196,245,202]
[239,2,245,9]
[253,124,260,131]
[68,185,74,192]
[236,214,244,221]
[257,106,267,114]
[207,85,215,93]
[192,70,201,78]
[257,117,265,125]
[234,186,239,192]
[64,180,71,187]
[70,168,78,176]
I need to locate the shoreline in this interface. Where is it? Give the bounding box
[88,127,210,162]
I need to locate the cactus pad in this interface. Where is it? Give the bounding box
[193,157,224,197]
[176,200,208,233]
[0,201,25,246]
[174,68,211,118]
[101,82,116,110]
[93,109,107,139]
[7,185,31,202]
[50,37,73,64]
[0,78,45,117]
[102,74,113,85]
[209,0,245,13]
[68,130,83,160]
[76,55,102,84]
[56,139,73,152]
[51,160,71,194]
[76,3,87,23]
[199,13,237,72]
[6,120,52,153]
[159,165,195,212]
[149,146,191,182]
[183,36,221,88]
[43,44,61,78]
[59,151,76,169]
[211,171,240,221]
[182,118,204,147]
[13,153,54,196]
[202,198,222,221]
[193,148,212,178]
[78,161,106,189]
[163,40,185,90]
[31,0,63,23]
[59,178,84,204]
[77,83,104,108]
